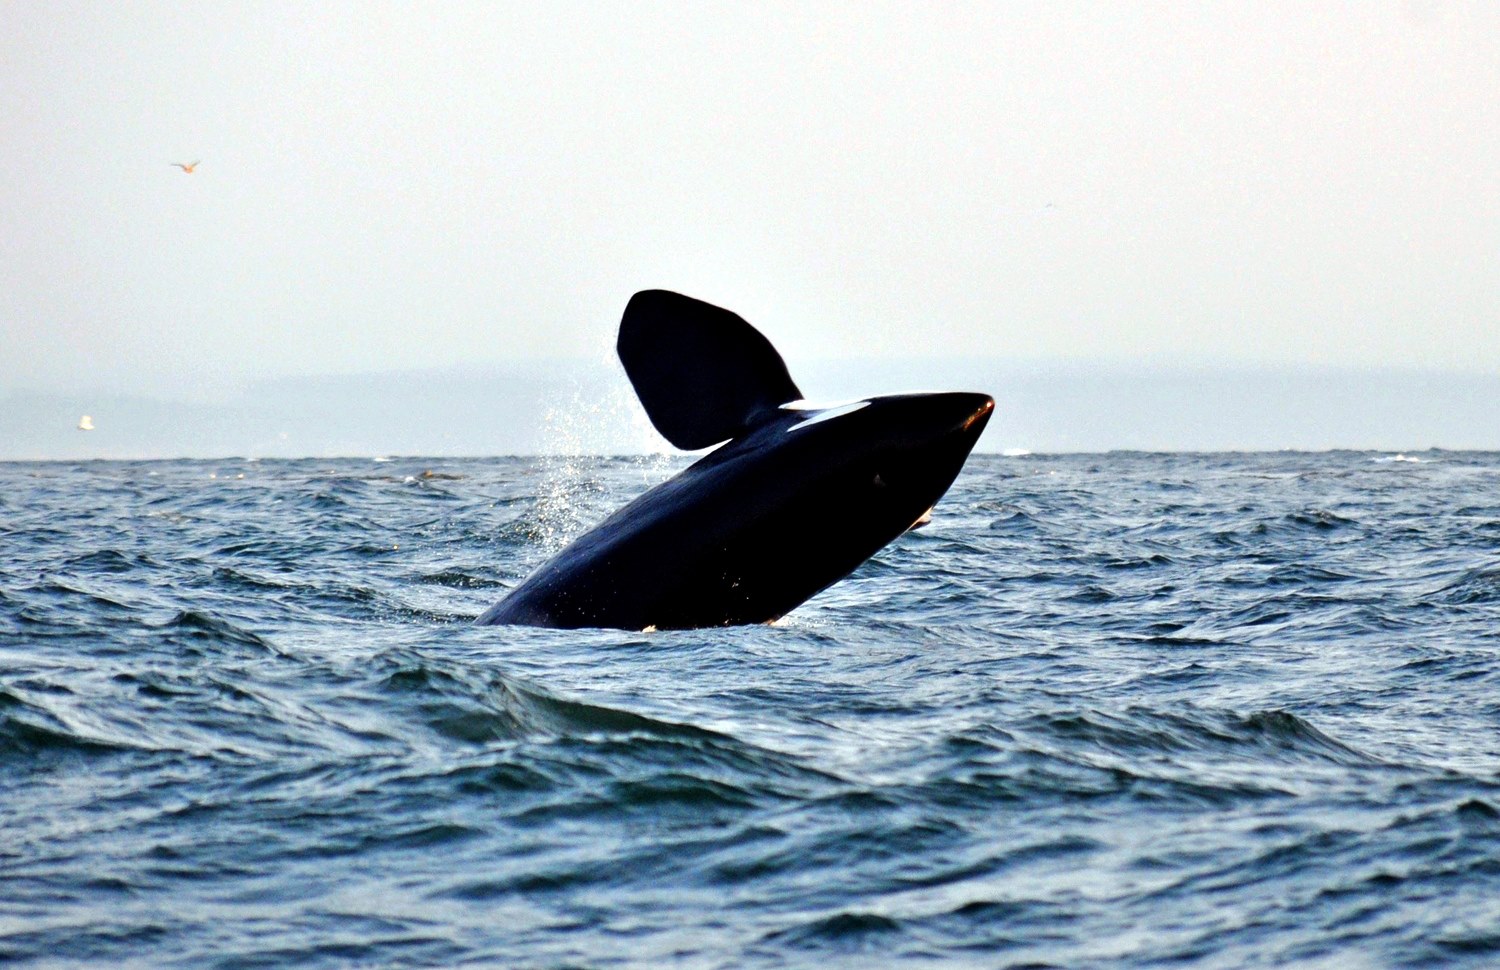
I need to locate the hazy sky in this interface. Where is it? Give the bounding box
[4,1,1499,398]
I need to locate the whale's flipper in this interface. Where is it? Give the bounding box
[618,290,803,450]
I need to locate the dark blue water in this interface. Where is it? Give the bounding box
[4,452,1499,968]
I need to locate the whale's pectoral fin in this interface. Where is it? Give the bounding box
[617,290,804,450]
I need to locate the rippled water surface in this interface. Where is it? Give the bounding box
[4,452,1500,968]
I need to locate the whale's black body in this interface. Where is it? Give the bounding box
[478,290,993,630]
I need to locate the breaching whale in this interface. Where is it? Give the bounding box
[478,290,993,630]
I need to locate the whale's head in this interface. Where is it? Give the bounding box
[769,391,994,532]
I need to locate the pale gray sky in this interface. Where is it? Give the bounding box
[4,1,1499,401]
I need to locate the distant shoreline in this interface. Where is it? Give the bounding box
[5,361,1498,460]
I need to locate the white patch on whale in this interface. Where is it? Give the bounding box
[782,400,870,432]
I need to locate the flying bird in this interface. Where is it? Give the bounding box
[77,415,95,431]
[170,161,200,173]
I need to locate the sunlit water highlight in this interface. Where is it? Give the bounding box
[3,452,1499,968]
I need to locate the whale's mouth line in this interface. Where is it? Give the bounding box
[961,398,995,433]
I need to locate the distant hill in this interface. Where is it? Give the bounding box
[3,360,1497,460]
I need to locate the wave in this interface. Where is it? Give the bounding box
[5,454,1500,968]
[372,655,726,745]
[154,610,277,652]
[1432,566,1500,605]
[1015,707,1376,766]
[0,688,133,760]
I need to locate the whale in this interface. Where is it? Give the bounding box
[478,289,993,630]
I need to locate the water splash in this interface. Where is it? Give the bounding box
[530,378,677,552]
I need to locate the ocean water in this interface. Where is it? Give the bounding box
[3,451,1499,968]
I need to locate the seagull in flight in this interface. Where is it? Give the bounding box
[170,160,200,173]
